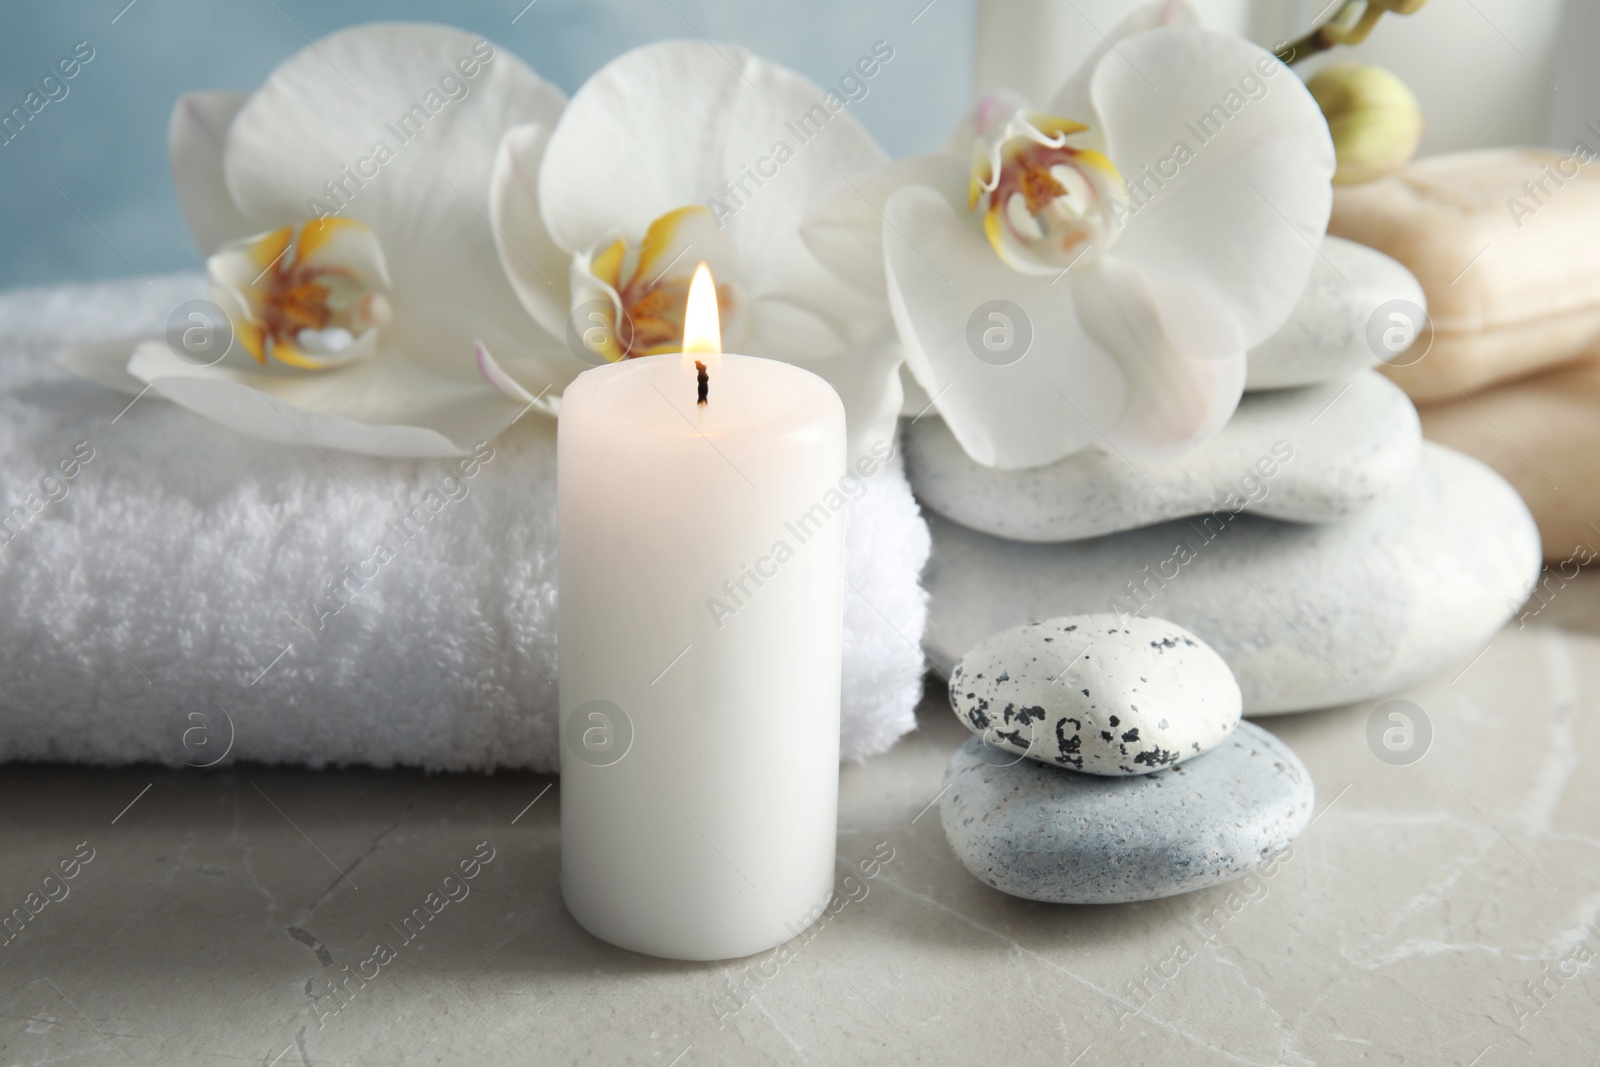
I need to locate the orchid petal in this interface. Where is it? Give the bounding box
[800,152,968,299]
[473,335,569,411]
[56,336,157,396]
[223,24,567,386]
[1074,254,1246,457]
[126,338,529,458]
[475,339,557,416]
[1048,0,1202,125]
[1090,27,1334,348]
[294,215,391,285]
[634,205,743,296]
[883,185,1123,469]
[475,339,531,402]
[168,91,253,256]
[942,89,1031,155]
[816,332,905,462]
[538,41,889,352]
[489,123,572,341]
[566,241,631,364]
[899,362,933,417]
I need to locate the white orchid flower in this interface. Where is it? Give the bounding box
[60,23,570,458]
[483,40,901,464]
[804,1,1334,469]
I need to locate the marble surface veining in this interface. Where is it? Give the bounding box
[1,590,1599,1065]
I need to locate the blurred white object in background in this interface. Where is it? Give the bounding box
[977,0,1569,152]
[974,0,1251,107]
[1547,0,1600,151]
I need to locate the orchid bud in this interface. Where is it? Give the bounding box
[1308,62,1423,185]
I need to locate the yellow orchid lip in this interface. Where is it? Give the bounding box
[575,205,735,362]
[212,217,391,372]
[968,109,1124,275]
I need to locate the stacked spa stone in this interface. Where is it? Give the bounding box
[910,235,1543,717]
[940,615,1312,903]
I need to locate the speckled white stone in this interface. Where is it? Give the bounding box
[949,615,1241,775]
[906,371,1420,543]
[940,721,1314,904]
[924,444,1541,714]
[1246,236,1424,391]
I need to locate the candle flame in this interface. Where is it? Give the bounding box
[682,261,721,369]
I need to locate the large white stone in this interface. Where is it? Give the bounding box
[1246,236,1425,391]
[924,444,1541,714]
[949,615,1241,775]
[906,371,1421,543]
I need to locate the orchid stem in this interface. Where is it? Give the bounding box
[1275,0,1388,66]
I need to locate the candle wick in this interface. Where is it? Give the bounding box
[695,360,709,407]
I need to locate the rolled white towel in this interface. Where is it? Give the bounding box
[0,275,931,771]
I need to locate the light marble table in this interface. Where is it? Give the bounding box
[3,591,1598,1066]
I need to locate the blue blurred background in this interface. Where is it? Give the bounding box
[0,0,974,290]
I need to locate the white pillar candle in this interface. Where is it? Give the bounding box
[556,267,846,961]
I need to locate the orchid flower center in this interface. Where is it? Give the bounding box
[969,108,1125,276]
[570,205,739,362]
[209,217,392,371]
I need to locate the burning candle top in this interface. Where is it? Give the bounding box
[686,262,716,407]
[572,262,843,454]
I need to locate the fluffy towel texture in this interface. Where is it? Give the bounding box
[0,276,931,770]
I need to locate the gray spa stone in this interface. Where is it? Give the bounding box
[940,721,1313,904]
[905,371,1420,543]
[950,615,1240,775]
[1246,236,1424,391]
[924,444,1541,715]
